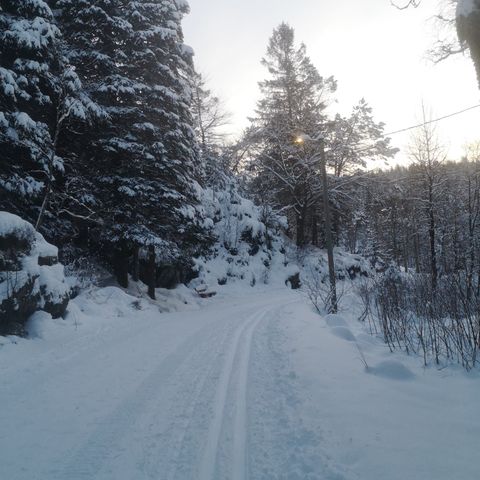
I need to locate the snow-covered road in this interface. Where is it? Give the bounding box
[1,286,479,480]
[0,289,326,479]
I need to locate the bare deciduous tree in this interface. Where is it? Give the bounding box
[408,105,447,290]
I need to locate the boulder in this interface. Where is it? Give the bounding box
[286,272,301,289]
[0,212,70,336]
[0,277,39,336]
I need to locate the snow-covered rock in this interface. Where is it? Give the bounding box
[0,212,69,336]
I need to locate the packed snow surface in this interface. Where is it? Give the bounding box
[0,284,479,479]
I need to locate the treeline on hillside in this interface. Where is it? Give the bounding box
[241,23,397,248]
[238,24,480,298]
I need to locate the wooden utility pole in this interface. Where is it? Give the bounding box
[318,137,338,313]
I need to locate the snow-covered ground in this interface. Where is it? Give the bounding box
[1,283,479,480]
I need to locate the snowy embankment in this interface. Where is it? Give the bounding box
[1,280,479,480]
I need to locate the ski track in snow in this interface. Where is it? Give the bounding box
[197,308,263,480]
[0,291,329,480]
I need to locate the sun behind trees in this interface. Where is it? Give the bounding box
[244,23,396,248]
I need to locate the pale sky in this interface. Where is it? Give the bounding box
[183,0,480,165]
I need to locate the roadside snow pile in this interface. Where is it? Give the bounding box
[193,183,299,290]
[285,296,480,480]
[0,211,69,336]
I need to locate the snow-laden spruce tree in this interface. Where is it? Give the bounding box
[0,0,94,235]
[54,0,142,282]
[56,0,210,290]
[246,24,396,248]
[246,23,337,246]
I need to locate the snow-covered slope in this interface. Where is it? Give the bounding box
[193,184,299,291]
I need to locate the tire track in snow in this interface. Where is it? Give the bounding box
[247,303,354,480]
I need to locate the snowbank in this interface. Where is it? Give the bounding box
[285,291,480,480]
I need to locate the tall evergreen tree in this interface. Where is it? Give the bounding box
[0,0,92,232]
[0,0,59,219]
[327,99,396,178]
[247,23,337,246]
[56,0,210,288]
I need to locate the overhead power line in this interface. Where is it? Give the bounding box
[384,104,480,137]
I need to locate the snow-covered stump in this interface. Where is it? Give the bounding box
[0,212,69,336]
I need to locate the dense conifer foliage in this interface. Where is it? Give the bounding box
[0,0,94,232]
[53,0,209,287]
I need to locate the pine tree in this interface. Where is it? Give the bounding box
[247,23,337,246]
[56,0,210,288]
[408,107,447,290]
[0,0,99,239]
[327,99,396,177]
[0,1,62,222]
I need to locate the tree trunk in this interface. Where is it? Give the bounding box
[132,245,140,283]
[147,245,156,300]
[114,248,129,288]
[36,107,62,232]
[319,140,337,313]
[428,188,437,290]
[403,239,409,273]
[311,213,318,246]
[414,232,421,274]
[296,211,306,247]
